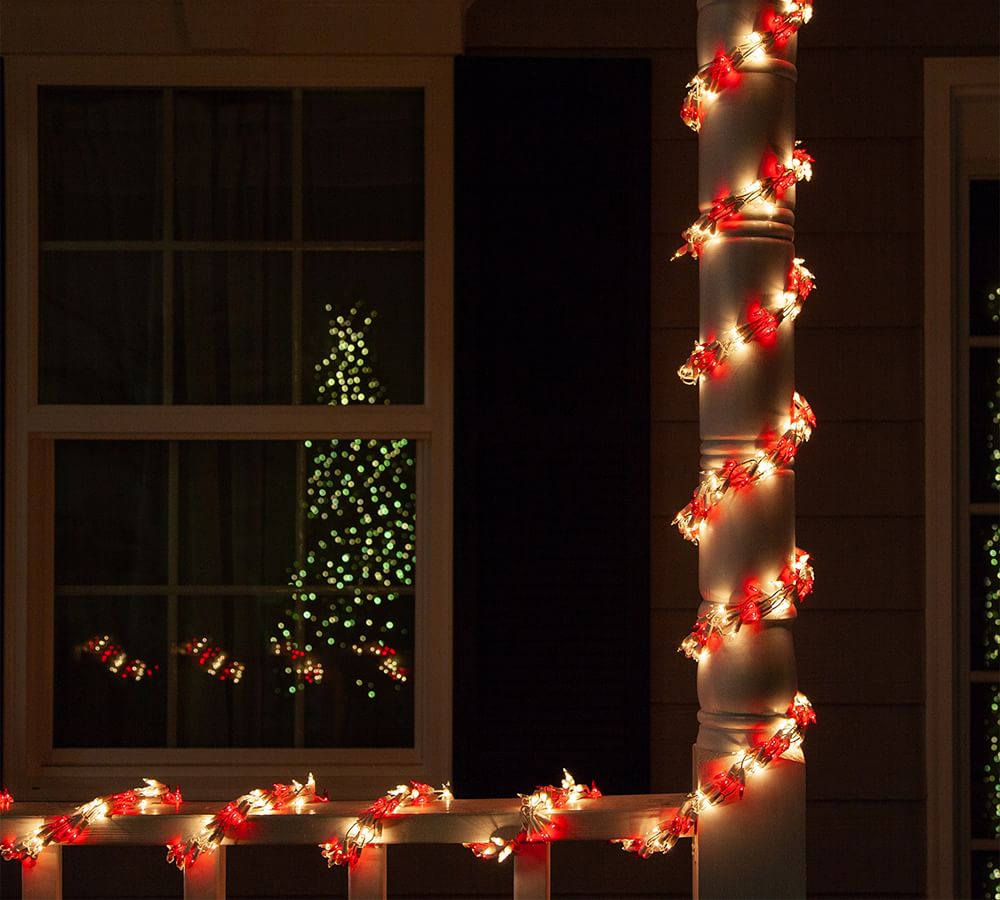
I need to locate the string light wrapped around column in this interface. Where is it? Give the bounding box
[678,258,815,385]
[664,0,819,883]
[679,549,814,660]
[672,146,814,260]
[681,0,814,131]
[614,694,815,856]
[673,392,816,544]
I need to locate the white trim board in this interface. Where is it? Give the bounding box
[923,55,1000,900]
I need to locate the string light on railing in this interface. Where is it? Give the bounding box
[679,549,814,660]
[176,637,245,684]
[0,789,13,812]
[614,694,815,856]
[672,146,814,260]
[681,0,814,131]
[319,781,452,868]
[673,391,816,544]
[466,770,602,863]
[81,635,158,681]
[2,780,181,864]
[678,258,815,384]
[166,774,325,871]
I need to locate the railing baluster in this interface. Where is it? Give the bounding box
[513,843,550,900]
[347,844,387,900]
[183,847,226,900]
[22,845,62,900]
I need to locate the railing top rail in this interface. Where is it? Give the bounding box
[0,793,687,847]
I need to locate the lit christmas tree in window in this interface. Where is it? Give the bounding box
[272,304,415,698]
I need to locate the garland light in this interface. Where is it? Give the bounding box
[319,781,452,868]
[2,780,181,864]
[678,258,815,385]
[673,391,816,544]
[679,549,814,660]
[614,694,815,856]
[672,146,814,260]
[681,0,814,131]
[177,637,245,684]
[82,635,157,681]
[166,775,324,870]
[465,770,601,863]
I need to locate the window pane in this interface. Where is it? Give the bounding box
[970,682,1000,840]
[54,596,167,747]
[970,179,1000,337]
[971,516,1000,672]
[970,350,1000,503]
[39,88,162,240]
[303,90,423,240]
[174,252,292,403]
[178,441,297,585]
[174,90,292,240]
[56,441,168,585]
[303,252,424,404]
[40,252,163,403]
[176,596,294,747]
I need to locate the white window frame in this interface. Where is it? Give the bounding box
[3,55,454,799]
[924,55,999,900]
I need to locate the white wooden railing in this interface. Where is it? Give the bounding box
[4,794,686,900]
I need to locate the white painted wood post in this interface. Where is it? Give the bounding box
[347,845,388,900]
[183,847,226,900]
[513,842,551,900]
[691,0,806,897]
[21,846,63,900]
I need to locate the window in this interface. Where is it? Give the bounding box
[924,58,1000,900]
[4,57,453,797]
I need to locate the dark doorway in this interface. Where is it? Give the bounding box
[453,57,651,795]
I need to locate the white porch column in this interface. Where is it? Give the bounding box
[691,0,806,897]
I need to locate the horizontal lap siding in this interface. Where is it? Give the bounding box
[783,41,930,897]
[466,1,1000,895]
